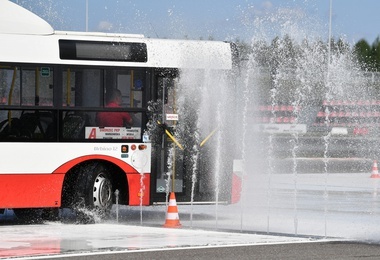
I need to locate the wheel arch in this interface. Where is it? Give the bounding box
[59,155,136,207]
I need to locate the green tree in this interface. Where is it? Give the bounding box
[234,38,253,62]
[372,37,380,71]
[353,39,372,70]
[335,38,350,55]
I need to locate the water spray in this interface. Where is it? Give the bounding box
[114,189,119,223]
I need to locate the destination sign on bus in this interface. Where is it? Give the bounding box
[85,127,141,139]
[59,40,147,62]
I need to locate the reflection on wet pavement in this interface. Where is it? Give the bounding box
[0,222,325,259]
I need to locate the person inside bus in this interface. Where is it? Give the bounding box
[96,89,133,127]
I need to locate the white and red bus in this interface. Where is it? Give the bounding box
[0,0,240,222]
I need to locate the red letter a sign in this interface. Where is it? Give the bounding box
[88,128,97,139]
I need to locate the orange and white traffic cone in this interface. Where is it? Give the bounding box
[163,192,181,228]
[371,160,380,178]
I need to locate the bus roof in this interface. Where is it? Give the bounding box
[0,0,233,70]
[0,0,54,35]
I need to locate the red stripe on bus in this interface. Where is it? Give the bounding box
[0,155,151,208]
[52,154,151,206]
[52,155,139,174]
[127,173,150,206]
[0,174,64,208]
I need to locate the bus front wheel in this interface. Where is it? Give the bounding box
[74,163,113,223]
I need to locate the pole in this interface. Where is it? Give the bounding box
[85,0,88,32]
[327,0,332,71]
[325,0,333,239]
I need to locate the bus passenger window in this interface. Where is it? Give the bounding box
[21,67,53,106]
[96,89,133,127]
[0,110,54,140]
[111,69,144,109]
[0,67,20,106]
[62,68,102,108]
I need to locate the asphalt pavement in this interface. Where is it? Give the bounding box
[27,242,380,260]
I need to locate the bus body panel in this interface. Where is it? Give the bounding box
[0,173,151,208]
[53,155,143,175]
[0,0,54,35]
[0,174,64,208]
[0,143,151,174]
[0,143,151,208]
[0,33,232,70]
[126,174,150,206]
[0,0,233,70]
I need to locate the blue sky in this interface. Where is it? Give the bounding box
[12,0,380,45]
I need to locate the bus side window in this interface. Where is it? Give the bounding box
[21,67,53,106]
[0,67,20,106]
[63,68,102,108]
[0,111,54,140]
[0,117,22,139]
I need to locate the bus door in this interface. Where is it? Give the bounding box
[150,69,234,204]
[151,72,186,202]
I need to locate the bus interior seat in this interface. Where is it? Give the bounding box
[0,118,23,138]
[0,115,37,139]
[62,113,87,139]
[18,113,41,138]
[0,112,54,140]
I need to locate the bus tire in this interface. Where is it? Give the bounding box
[74,162,113,223]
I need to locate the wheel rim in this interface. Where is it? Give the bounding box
[93,173,112,209]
